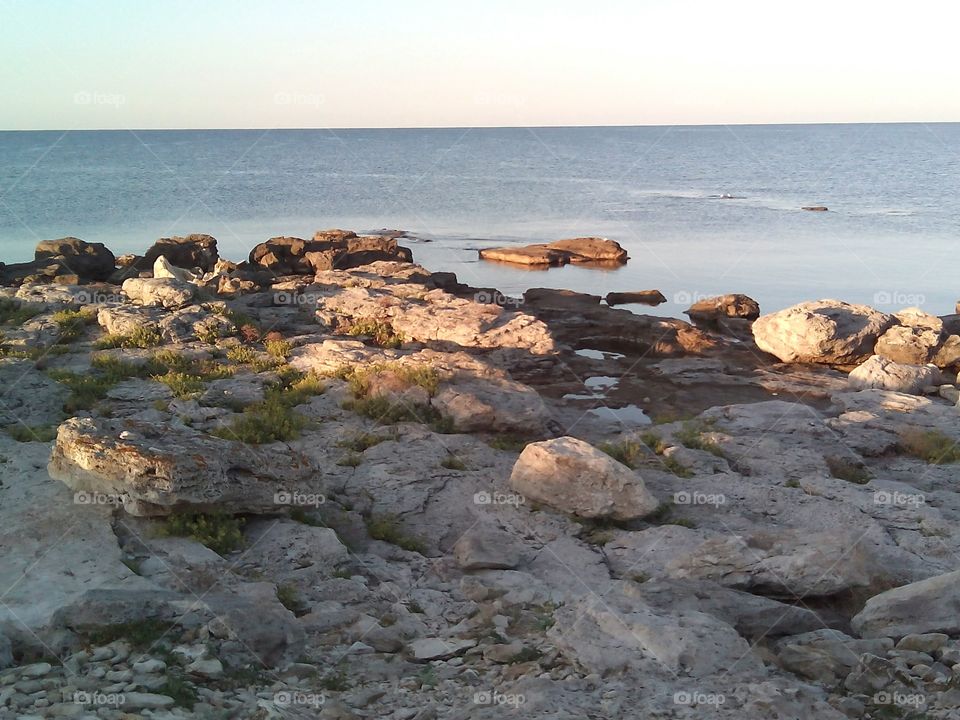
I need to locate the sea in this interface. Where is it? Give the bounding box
[1,123,958,318]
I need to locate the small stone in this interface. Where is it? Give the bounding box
[19,663,52,679]
[186,658,223,679]
[897,633,949,654]
[131,659,166,674]
[88,647,113,662]
[483,643,524,664]
[408,638,476,662]
[120,692,175,710]
[105,670,132,683]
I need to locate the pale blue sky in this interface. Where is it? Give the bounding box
[1,0,958,129]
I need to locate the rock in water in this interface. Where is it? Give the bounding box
[34,237,116,281]
[479,237,628,267]
[47,417,315,516]
[605,290,667,306]
[847,355,940,394]
[508,436,658,520]
[752,300,894,364]
[685,293,760,322]
[852,570,960,639]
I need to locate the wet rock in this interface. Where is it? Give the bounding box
[605,290,666,306]
[752,300,894,364]
[685,293,760,322]
[523,288,601,309]
[480,237,627,266]
[508,436,658,521]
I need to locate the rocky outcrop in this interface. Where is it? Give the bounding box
[249,230,412,275]
[47,417,315,515]
[847,355,940,394]
[509,436,659,520]
[135,233,219,273]
[852,570,960,639]
[685,293,760,322]
[479,237,628,266]
[752,300,894,364]
[1,238,116,285]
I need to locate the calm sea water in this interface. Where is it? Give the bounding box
[1,124,958,318]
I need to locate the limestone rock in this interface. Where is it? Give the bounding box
[152,255,198,283]
[121,277,195,309]
[47,417,315,516]
[852,570,960,639]
[685,293,761,322]
[479,237,627,266]
[848,355,941,394]
[34,237,116,282]
[508,436,658,521]
[408,638,476,662]
[137,234,219,273]
[752,300,894,364]
[452,526,523,571]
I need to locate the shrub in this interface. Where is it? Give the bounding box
[47,370,117,412]
[346,317,404,348]
[213,396,306,444]
[598,439,644,469]
[337,432,387,452]
[6,424,57,442]
[826,456,872,484]
[898,429,960,464]
[160,512,245,555]
[365,513,426,553]
[264,338,293,359]
[338,362,441,399]
[95,326,164,349]
[226,345,258,364]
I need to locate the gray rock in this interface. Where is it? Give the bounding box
[848,355,940,394]
[408,638,476,662]
[896,633,949,654]
[452,526,523,571]
[852,570,960,639]
[121,277,195,309]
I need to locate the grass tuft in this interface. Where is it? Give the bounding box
[365,513,426,553]
[898,429,960,464]
[159,512,245,555]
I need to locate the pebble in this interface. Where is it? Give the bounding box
[19,663,52,679]
[132,659,166,673]
[88,648,113,662]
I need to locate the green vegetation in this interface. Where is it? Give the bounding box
[0,297,42,326]
[337,431,388,452]
[508,646,543,664]
[343,395,454,433]
[898,429,960,464]
[336,362,441,399]
[157,675,198,710]
[264,338,293,359]
[365,513,426,553]
[337,453,363,467]
[82,618,174,649]
[417,666,438,688]
[5,424,58,442]
[276,584,301,613]
[160,512,245,555]
[639,431,669,454]
[226,345,258,364]
[826,456,872,484]
[154,371,205,399]
[319,662,353,691]
[646,501,695,527]
[346,317,405,348]
[440,454,466,470]
[94,325,164,349]
[598,438,645,469]
[629,571,650,583]
[51,307,97,343]
[487,434,530,452]
[211,371,324,444]
[674,420,726,457]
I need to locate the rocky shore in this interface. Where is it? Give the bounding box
[2,232,960,719]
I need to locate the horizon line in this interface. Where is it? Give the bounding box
[2,119,960,133]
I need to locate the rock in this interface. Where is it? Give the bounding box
[132,659,166,673]
[802,206,829,211]
[48,417,315,516]
[34,238,116,282]
[120,692,176,710]
[186,657,223,678]
[483,642,525,663]
[249,231,412,275]
[452,526,523,571]
[847,355,941,394]
[775,630,892,683]
[0,359,70,428]
[0,632,12,669]
[152,255,198,283]
[605,290,667,306]
[508,436,658,521]
[121,277,195,309]
[875,317,943,365]
[852,569,960,639]
[896,633,949,653]
[685,293,761,322]
[523,288,601,310]
[480,238,627,267]
[137,234,219,273]
[408,638,476,662]
[549,581,760,677]
[752,300,894,364]
[843,654,902,694]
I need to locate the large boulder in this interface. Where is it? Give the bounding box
[136,234,219,273]
[508,436,658,521]
[47,417,316,516]
[121,277,195,309]
[752,300,894,364]
[852,570,960,639]
[847,355,940,394]
[34,237,116,282]
[685,293,760,323]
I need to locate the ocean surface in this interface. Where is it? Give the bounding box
[1,124,958,318]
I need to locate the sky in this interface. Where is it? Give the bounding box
[1,0,959,130]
